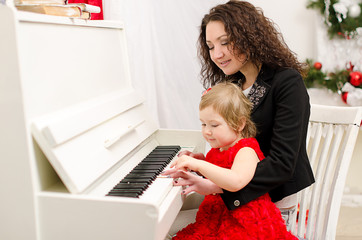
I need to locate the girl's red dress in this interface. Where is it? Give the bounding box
[173,138,297,240]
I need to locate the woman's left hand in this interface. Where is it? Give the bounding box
[161,169,222,195]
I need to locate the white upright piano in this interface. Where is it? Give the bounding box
[0,5,205,240]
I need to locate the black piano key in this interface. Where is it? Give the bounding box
[139,163,168,169]
[148,150,177,156]
[120,178,152,184]
[126,171,158,176]
[125,173,157,179]
[142,157,170,161]
[107,192,140,198]
[133,164,165,171]
[144,157,172,163]
[140,157,170,161]
[146,154,173,158]
[123,178,154,183]
[151,151,176,155]
[131,169,163,175]
[123,173,156,179]
[144,154,173,158]
[114,183,148,189]
[138,161,168,167]
[106,145,181,198]
[155,145,181,150]
[109,189,144,194]
[130,169,162,174]
[142,157,172,163]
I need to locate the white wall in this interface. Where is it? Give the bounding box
[251,0,318,62]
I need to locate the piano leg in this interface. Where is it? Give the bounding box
[166,192,204,238]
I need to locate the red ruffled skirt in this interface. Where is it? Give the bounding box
[173,193,297,240]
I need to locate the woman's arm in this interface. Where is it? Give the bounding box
[169,147,259,192]
[178,150,206,160]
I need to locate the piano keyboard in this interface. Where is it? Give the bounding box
[106,145,181,198]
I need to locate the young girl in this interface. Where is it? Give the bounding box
[165,82,297,239]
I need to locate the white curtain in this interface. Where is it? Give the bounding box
[103,0,227,130]
[103,0,316,130]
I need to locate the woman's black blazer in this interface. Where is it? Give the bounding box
[221,65,315,210]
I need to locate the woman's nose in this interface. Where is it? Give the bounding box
[212,46,224,59]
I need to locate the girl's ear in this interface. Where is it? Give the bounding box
[238,117,246,134]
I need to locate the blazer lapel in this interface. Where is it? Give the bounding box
[247,65,274,113]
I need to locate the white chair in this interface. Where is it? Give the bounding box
[290,104,362,240]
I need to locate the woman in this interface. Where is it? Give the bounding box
[168,0,315,231]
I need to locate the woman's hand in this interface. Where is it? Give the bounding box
[162,169,223,195]
[178,150,205,160]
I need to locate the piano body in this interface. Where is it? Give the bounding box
[0,5,205,240]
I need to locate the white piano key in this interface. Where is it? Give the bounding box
[139,177,174,206]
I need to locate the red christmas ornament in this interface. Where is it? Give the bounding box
[313,62,322,70]
[342,92,348,103]
[349,71,362,87]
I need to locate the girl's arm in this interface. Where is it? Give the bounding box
[170,147,259,192]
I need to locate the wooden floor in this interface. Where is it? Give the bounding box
[336,206,362,240]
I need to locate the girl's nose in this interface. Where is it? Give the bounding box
[203,127,212,135]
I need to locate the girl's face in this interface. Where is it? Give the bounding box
[200,106,241,151]
[205,21,247,75]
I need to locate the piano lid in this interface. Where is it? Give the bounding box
[31,89,158,194]
[22,16,159,194]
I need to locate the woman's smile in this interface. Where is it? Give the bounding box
[219,59,231,67]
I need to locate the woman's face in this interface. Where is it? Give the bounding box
[205,21,247,75]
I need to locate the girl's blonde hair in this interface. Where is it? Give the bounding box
[200,82,256,138]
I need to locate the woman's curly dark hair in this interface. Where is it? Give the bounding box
[198,0,307,88]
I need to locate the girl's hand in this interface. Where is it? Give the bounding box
[170,155,199,172]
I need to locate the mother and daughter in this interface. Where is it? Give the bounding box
[163,1,315,239]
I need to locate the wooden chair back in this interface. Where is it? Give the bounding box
[290,104,362,240]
